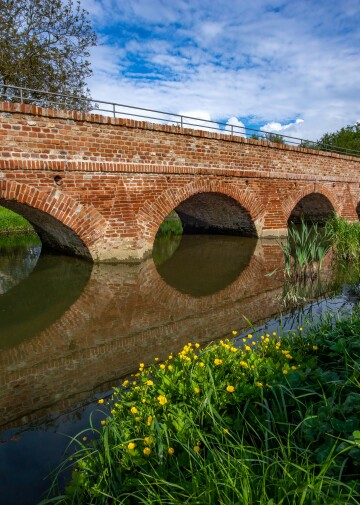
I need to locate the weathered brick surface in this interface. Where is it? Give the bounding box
[0,102,359,261]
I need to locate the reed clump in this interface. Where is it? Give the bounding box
[325,215,360,263]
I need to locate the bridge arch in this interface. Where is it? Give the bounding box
[0,180,107,259]
[137,179,266,248]
[282,185,339,224]
[357,201,360,220]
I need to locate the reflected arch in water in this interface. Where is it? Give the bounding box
[0,254,92,349]
[0,180,106,259]
[287,191,335,224]
[154,235,257,297]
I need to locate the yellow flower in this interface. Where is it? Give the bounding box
[193,445,201,453]
[299,327,303,331]
[313,345,318,351]
[285,354,292,359]
[199,362,205,367]
[160,364,166,370]
[256,382,263,388]
[194,387,201,394]
[272,332,277,336]
[283,369,288,375]
[128,442,136,450]
[260,335,264,340]
[264,337,270,343]
[168,365,173,371]
[232,330,238,335]
[135,416,141,422]
[139,363,145,368]
[193,355,198,360]
[168,447,175,455]
[122,380,129,387]
[130,406,138,414]
[231,347,237,352]
[146,380,154,386]
[226,385,235,393]
[157,395,168,405]
[111,409,116,415]
[245,346,251,351]
[169,355,173,360]
[240,360,248,368]
[135,373,140,377]
[195,343,200,348]
[82,436,87,442]
[98,399,104,404]
[143,447,151,456]
[291,366,297,371]
[242,338,247,343]
[247,334,252,339]
[147,415,153,426]
[132,381,137,386]
[144,437,152,445]
[154,357,159,362]
[251,341,256,346]
[214,359,223,365]
[101,420,106,426]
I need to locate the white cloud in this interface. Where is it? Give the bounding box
[81,0,360,141]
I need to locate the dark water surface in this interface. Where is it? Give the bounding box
[0,234,356,504]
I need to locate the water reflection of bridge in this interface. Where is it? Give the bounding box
[0,239,289,431]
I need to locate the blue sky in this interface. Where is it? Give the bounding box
[81,0,360,141]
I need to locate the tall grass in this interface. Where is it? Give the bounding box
[325,215,360,263]
[42,307,360,505]
[155,211,183,238]
[281,220,331,281]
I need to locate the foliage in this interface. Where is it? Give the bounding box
[0,0,97,109]
[325,215,360,264]
[0,205,34,232]
[44,308,360,504]
[155,211,183,238]
[317,123,360,155]
[281,220,332,281]
[264,132,284,144]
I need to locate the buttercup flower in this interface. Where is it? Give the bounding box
[144,437,152,445]
[168,447,175,455]
[194,387,200,394]
[147,415,153,426]
[101,420,106,426]
[130,406,138,414]
[193,445,201,453]
[157,395,168,405]
[146,380,154,386]
[143,447,151,456]
[98,399,104,404]
[313,345,318,350]
[128,442,136,450]
[214,359,223,365]
[226,385,235,393]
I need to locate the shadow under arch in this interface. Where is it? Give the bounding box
[357,201,360,220]
[287,192,335,224]
[0,181,107,259]
[175,192,258,236]
[0,254,92,349]
[155,235,257,297]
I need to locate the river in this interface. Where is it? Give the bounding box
[0,233,356,504]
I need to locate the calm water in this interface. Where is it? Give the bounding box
[0,233,356,505]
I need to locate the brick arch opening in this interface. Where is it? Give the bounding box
[288,192,335,224]
[174,192,257,236]
[357,201,360,220]
[0,181,107,260]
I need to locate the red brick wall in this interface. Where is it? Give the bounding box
[0,102,359,261]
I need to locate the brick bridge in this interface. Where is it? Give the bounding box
[0,101,359,262]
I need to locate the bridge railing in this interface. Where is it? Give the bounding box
[1,84,360,158]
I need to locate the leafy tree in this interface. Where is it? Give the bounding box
[264,132,284,144]
[0,0,97,108]
[316,123,360,155]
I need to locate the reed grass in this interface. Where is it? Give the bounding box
[42,307,360,505]
[325,215,360,263]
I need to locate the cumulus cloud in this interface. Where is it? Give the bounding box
[81,0,360,141]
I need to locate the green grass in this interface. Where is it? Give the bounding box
[325,215,360,264]
[43,307,360,505]
[155,211,183,238]
[0,206,34,232]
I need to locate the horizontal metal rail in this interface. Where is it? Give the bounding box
[1,84,359,157]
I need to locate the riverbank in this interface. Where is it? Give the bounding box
[0,206,33,234]
[45,305,360,504]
